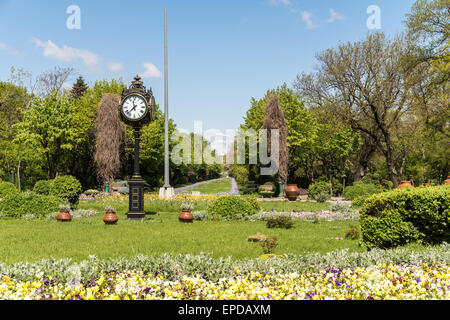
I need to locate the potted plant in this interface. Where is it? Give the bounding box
[284,184,300,201]
[56,204,72,222]
[103,206,118,225]
[179,203,194,223]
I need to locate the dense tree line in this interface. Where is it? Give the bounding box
[0,71,222,191]
[232,0,448,191]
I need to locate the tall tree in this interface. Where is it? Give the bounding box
[14,92,83,179]
[295,33,422,187]
[70,76,89,100]
[264,94,288,186]
[93,94,123,190]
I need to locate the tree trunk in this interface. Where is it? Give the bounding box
[385,147,401,188]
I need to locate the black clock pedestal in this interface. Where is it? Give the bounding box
[127,129,146,220]
[127,177,145,220]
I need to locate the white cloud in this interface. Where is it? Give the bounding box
[32,38,101,71]
[139,62,162,78]
[301,11,317,30]
[328,8,345,23]
[107,62,124,72]
[0,42,21,56]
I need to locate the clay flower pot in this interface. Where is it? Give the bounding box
[285,184,300,202]
[423,183,432,187]
[397,181,414,189]
[445,176,450,185]
[103,212,119,225]
[56,210,72,222]
[179,210,194,223]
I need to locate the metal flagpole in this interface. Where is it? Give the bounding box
[164,8,171,189]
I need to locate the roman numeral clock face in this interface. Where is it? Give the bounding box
[122,95,147,121]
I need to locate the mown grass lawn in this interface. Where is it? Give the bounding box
[179,178,232,194]
[0,211,362,263]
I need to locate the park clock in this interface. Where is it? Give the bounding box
[119,75,156,220]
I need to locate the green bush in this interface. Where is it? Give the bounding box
[33,180,53,195]
[0,192,62,219]
[360,186,450,249]
[266,216,294,229]
[0,182,18,198]
[343,181,384,201]
[50,176,82,207]
[241,195,261,213]
[308,181,331,202]
[207,196,258,220]
[229,166,249,185]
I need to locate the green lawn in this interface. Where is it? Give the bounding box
[0,211,362,263]
[179,178,232,194]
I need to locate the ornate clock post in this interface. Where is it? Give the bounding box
[120,75,156,220]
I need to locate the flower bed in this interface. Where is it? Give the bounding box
[1,262,448,300]
[249,210,359,222]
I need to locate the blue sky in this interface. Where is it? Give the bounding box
[0,0,415,152]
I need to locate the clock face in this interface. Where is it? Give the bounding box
[122,95,147,120]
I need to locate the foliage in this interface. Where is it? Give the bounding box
[50,176,82,207]
[105,206,116,213]
[260,236,278,255]
[264,94,288,185]
[344,227,360,240]
[94,94,123,189]
[181,203,194,212]
[229,165,249,185]
[360,186,450,249]
[0,182,18,198]
[240,195,261,213]
[33,180,53,196]
[343,181,385,201]
[0,244,448,283]
[308,181,331,202]
[266,216,294,229]
[207,196,258,220]
[0,192,62,218]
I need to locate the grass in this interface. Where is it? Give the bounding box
[179,178,232,194]
[0,211,363,263]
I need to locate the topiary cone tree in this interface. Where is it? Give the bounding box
[94,94,124,192]
[264,94,288,191]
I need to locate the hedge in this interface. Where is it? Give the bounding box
[360,185,450,249]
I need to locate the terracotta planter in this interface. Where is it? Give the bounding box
[103,212,118,225]
[397,181,414,189]
[445,177,450,185]
[284,184,300,201]
[179,210,194,223]
[423,183,432,187]
[56,211,72,222]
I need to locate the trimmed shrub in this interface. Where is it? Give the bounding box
[360,186,450,249]
[33,180,53,195]
[241,195,261,213]
[50,176,82,207]
[0,182,18,198]
[308,181,331,202]
[343,181,384,201]
[0,192,62,219]
[207,196,257,220]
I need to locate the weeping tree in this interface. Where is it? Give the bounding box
[264,94,288,186]
[94,94,123,190]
